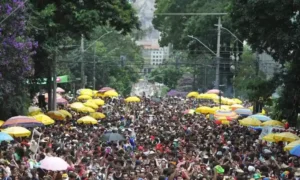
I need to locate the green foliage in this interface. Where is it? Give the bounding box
[28,0,140,78]
[153,0,241,91]
[0,95,31,119]
[62,27,144,96]
[230,0,300,123]
[230,0,299,64]
[149,66,183,89]
[153,0,234,53]
[234,49,265,99]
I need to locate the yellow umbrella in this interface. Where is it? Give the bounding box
[80,89,93,96]
[92,90,98,96]
[70,102,85,110]
[2,126,31,137]
[239,117,262,126]
[47,111,66,120]
[84,101,99,109]
[103,90,119,97]
[77,116,98,125]
[125,96,141,103]
[28,106,41,116]
[90,112,106,119]
[92,99,105,106]
[58,110,72,118]
[273,132,299,142]
[187,91,199,98]
[197,93,218,100]
[94,92,104,98]
[262,133,277,142]
[262,120,283,127]
[78,107,95,113]
[233,98,242,104]
[78,95,92,100]
[32,114,55,125]
[195,106,212,114]
[0,121,4,127]
[284,140,300,151]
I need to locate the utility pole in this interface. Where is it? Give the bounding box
[255,51,259,76]
[52,48,57,110]
[215,16,221,89]
[80,34,85,88]
[93,44,96,90]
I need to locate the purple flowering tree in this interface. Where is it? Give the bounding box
[0,0,36,117]
[0,0,36,94]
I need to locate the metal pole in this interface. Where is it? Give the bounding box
[93,44,96,90]
[215,16,221,89]
[52,48,57,110]
[80,34,85,88]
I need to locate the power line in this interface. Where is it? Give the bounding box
[155,13,228,16]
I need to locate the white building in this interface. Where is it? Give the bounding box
[136,40,170,74]
[150,46,169,66]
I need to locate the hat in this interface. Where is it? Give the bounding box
[62,174,68,178]
[214,165,224,174]
[248,166,256,172]
[216,151,223,156]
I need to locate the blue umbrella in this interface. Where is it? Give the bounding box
[250,126,263,130]
[249,114,271,122]
[290,145,300,156]
[0,132,13,142]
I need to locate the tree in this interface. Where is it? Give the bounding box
[149,66,183,89]
[153,0,241,92]
[233,48,266,99]
[27,0,140,82]
[61,27,144,96]
[0,0,36,119]
[230,0,300,124]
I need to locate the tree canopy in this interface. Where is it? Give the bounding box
[153,0,241,92]
[0,0,140,118]
[28,0,140,78]
[0,0,36,118]
[230,0,300,123]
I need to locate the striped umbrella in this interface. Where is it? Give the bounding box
[2,116,44,128]
[235,108,253,117]
[214,110,238,121]
[249,114,271,122]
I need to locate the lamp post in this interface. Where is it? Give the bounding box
[187,17,222,89]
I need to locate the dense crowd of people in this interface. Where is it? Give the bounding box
[1,96,300,180]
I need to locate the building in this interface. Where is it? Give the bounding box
[136,40,170,75]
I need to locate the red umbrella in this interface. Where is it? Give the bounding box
[2,116,44,128]
[98,87,115,93]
